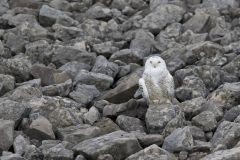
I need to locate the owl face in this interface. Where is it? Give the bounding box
[145,56,166,69]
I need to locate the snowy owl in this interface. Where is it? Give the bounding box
[138,56,174,105]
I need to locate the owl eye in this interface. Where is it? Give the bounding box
[150,61,152,63]
[158,61,161,63]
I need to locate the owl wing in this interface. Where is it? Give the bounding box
[138,78,149,100]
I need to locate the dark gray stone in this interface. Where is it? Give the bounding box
[0,119,14,151]
[192,111,217,132]
[116,115,146,132]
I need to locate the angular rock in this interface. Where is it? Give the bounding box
[192,111,217,132]
[92,56,119,78]
[140,4,185,34]
[134,133,163,147]
[86,3,112,20]
[44,143,73,160]
[92,41,119,58]
[94,118,120,135]
[0,56,31,82]
[183,9,210,33]
[175,76,208,101]
[0,153,25,160]
[83,106,101,125]
[200,147,240,160]
[31,64,71,86]
[207,82,240,109]
[125,144,177,160]
[74,70,113,90]
[210,121,240,149]
[97,154,114,160]
[59,61,91,79]
[52,24,82,41]
[222,54,240,78]
[23,145,44,160]
[163,126,194,152]
[145,104,185,134]
[57,124,101,145]
[223,105,240,122]
[26,116,55,141]
[39,5,70,26]
[73,130,142,160]
[116,115,146,133]
[202,0,239,10]
[13,135,29,155]
[109,49,142,64]
[0,119,14,151]
[51,45,96,67]
[42,79,72,97]
[29,96,83,131]
[101,69,143,103]
[0,74,15,96]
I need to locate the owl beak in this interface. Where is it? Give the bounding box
[153,64,157,68]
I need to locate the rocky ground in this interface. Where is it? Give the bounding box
[0,0,240,160]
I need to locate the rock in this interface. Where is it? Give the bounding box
[31,64,71,86]
[25,40,51,64]
[97,154,114,160]
[109,49,142,64]
[140,4,185,34]
[163,126,194,152]
[49,0,71,12]
[103,99,148,120]
[192,111,217,132]
[59,61,91,79]
[69,84,100,106]
[0,56,31,82]
[0,153,25,160]
[202,0,239,10]
[111,0,129,10]
[116,115,146,132]
[74,70,113,90]
[101,69,142,103]
[42,79,72,97]
[86,3,112,20]
[0,74,15,96]
[183,9,210,33]
[179,30,208,45]
[52,24,82,41]
[8,0,43,9]
[44,143,74,160]
[0,99,28,124]
[223,105,240,122]
[145,104,185,134]
[92,56,119,78]
[189,126,206,141]
[73,130,142,160]
[94,118,120,135]
[125,144,177,160]
[200,147,240,160]
[57,124,101,145]
[8,86,42,102]
[29,96,83,131]
[0,119,14,151]
[210,121,240,149]
[130,29,155,58]
[39,5,70,26]
[13,135,29,155]
[222,54,240,78]
[92,41,119,58]
[75,155,86,160]
[179,97,223,121]
[0,0,8,16]
[207,82,240,110]
[16,79,41,88]
[23,145,44,160]
[84,106,101,125]
[134,133,163,147]
[51,45,96,67]
[25,116,55,141]
[175,76,208,102]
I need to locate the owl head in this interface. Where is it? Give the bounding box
[145,56,167,70]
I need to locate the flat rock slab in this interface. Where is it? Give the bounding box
[73,130,142,160]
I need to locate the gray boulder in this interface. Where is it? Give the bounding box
[94,118,120,135]
[192,111,217,132]
[109,49,142,64]
[140,4,185,34]
[73,130,142,160]
[74,70,113,91]
[202,0,239,10]
[92,56,119,78]
[210,121,240,149]
[116,115,146,132]
[92,41,119,58]
[0,119,14,151]
[200,147,240,160]
[23,145,44,160]
[44,143,73,160]
[13,135,29,155]
[125,144,177,160]
[163,126,194,152]
[83,106,101,125]
[0,74,15,96]
[86,3,112,20]
[57,124,101,145]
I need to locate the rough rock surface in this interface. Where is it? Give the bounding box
[0,0,240,159]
